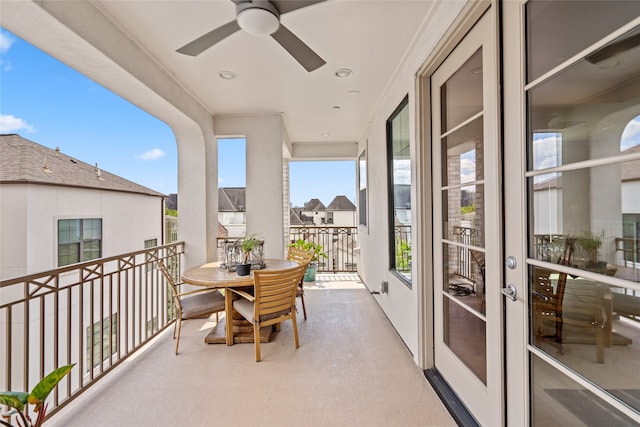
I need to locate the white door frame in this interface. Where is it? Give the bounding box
[502,2,529,425]
[430,7,503,426]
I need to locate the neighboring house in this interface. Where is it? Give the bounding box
[166,193,178,210]
[326,195,357,227]
[289,207,313,226]
[295,196,356,227]
[622,145,640,265]
[299,198,326,226]
[218,187,246,237]
[533,144,640,264]
[0,134,165,280]
[165,214,178,243]
[393,184,412,225]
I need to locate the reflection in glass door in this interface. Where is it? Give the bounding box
[431,11,502,426]
[523,1,640,424]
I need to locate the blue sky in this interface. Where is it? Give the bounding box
[0,28,355,207]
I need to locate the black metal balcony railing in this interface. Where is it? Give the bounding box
[217,227,358,273]
[0,242,185,422]
[289,226,358,273]
[452,226,477,280]
[394,225,412,273]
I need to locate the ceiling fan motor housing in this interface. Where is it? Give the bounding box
[236,1,280,35]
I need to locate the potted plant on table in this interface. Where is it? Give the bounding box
[237,233,262,276]
[289,239,328,282]
[576,230,606,271]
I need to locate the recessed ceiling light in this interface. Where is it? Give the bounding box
[321,132,330,137]
[219,71,237,80]
[335,68,352,78]
[333,106,341,110]
[348,90,360,95]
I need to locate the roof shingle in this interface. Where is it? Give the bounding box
[0,134,165,197]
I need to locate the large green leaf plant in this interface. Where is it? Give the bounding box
[0,364,75,427]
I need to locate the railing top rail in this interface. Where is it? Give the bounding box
[0,241,185,287]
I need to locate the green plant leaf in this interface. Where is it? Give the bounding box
[28,364,75,405]
[0,392,28,411]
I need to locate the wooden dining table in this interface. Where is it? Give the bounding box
[181,258,299,346]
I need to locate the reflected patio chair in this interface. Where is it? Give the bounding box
[286,246,315,320]
[158,260,225,355]
[231,264,307,362]
[469,249,486,312]
[531,238,612,363]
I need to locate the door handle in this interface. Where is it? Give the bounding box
[501,284,517,301]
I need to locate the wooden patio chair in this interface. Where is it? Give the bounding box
[158,260,225,354]
[230,264,307,362]
[286,245,315,320]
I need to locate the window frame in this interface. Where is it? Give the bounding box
[386,95,412,285]
[57,218,103,267]
[358,149,368,227]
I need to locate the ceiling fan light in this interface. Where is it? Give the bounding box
[237,8,279,35]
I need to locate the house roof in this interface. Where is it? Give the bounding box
[0,134,164,197]
[326,195,356,211]
[289,208,305,226]
[218,187,246,212]
[303,198,325,211]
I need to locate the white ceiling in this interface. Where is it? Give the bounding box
[95,0,435,145]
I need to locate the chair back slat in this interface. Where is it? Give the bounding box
[158,260,183,312]
[287,246,315,268]
[253,265,306,319]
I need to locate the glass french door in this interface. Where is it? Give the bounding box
[431,10,503,426]
[502,1,640,425]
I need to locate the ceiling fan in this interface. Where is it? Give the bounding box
[176,0,327,72]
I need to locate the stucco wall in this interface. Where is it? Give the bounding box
[0,184,162,280]
[213,115,286,258]
[356,1,465,360]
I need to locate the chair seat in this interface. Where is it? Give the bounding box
[233,298,290,325]
[181,291,225,319]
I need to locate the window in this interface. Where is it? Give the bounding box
[86,314,117,371]
[358,150,367,226]
[218,138,247,237]
[145,238,158,272]
[387,96,411,283]
[58,218,102,266]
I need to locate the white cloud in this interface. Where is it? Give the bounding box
[0,114,35,133]
[533,133,561,170]
[0,60,12,72]
[621,116,640,151]
[393,159,411,185]
[0,31,14,53]
[137,148,165,161]
[460,158,476,183]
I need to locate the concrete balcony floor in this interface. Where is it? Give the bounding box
[47,274,455,427]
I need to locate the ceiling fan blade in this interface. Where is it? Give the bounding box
[271,0,326,15]
[176,20,241,56]
[271,24,326,72]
